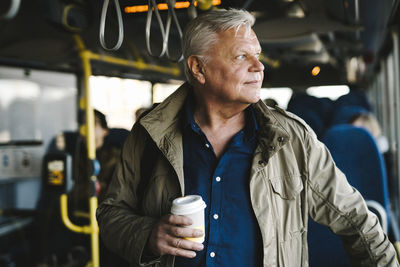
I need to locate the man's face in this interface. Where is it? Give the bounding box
[94,118,108,149]
[200,27,264,105]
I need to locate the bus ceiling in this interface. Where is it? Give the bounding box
[0,0,399,88]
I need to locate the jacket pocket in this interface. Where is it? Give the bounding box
[268,175,304,232]
[269,174,303,200]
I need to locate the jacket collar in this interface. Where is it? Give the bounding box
[140,83,189,195]
[140,82,290,171]
[252,101,291,163]
[140,83,189,147]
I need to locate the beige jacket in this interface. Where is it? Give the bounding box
[97,83,398,267]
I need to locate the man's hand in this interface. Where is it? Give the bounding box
[147,214,204,258]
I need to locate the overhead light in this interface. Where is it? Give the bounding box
[124,0,221,14]
[287,3,305,18]
[311,66,321,76]
[346,56,365,83]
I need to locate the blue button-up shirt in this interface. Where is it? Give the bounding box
[175,94,263,267]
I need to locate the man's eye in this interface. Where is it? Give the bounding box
[236,55,246,60]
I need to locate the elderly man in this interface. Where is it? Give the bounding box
[96,9,398,267]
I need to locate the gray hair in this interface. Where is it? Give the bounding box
[182,9,256,84]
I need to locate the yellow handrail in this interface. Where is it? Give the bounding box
[60,194,99,267]
[60,194,92,234]
[73,35,181,76]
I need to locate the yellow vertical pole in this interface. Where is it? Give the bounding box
[78,37,100,267]
[83,54,100,267]
[89,194,99,267]
[81,51,96,161]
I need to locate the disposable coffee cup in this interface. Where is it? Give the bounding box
[171,195,206,243]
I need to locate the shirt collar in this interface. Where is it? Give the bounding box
[183,91,258,141]
[244,104,258,142]
[184,90,202,134]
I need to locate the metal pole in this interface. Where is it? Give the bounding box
[391,30,400,228]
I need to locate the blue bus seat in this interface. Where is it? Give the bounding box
[330,105,368,127]
[334,90,372,112]
[322,124,389,208]
[287,93,333,137]
[308,124,390,266]
[291,109,324,138]
[288,93,333,123]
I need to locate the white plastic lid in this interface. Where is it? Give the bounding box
[171,195,206,215]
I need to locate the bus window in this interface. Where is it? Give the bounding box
[153,82,184,103]
[90,76,152,129]
[306,85,350,100]
[260,87,292,109]
[0,66,77,146]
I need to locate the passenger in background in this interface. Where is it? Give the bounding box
[348,112,389,153]
[92,110,125,202]
[72,109,127,208]
[97,9,398,267]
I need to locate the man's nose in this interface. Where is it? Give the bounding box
[250,56,264,72]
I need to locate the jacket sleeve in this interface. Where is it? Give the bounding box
[305,131,399,267]
[96,124,161,266]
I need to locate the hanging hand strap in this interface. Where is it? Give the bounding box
[99,0,124,51]
[145,0,167,57]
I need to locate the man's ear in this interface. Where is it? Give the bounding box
[187,55,206,84]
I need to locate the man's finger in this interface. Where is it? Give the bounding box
[164,246,197,258]
[167,225,203,238]
[169,237,204,251]
[173,247,197,258]
[164,214,193,226]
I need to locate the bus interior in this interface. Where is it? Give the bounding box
[1,0,400,266]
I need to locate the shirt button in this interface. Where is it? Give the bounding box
[215,176,221,182]
[210,252,216,258]
[213,214,219,220]
[205,143,210,148]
